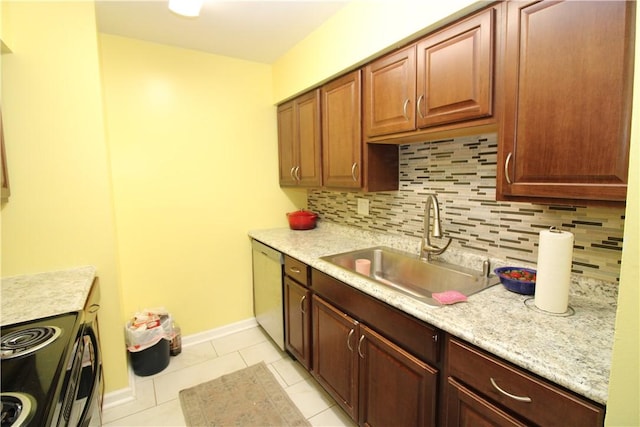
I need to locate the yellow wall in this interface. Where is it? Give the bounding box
[0,2,127,391]
[0,0,7,101]
[98,34,304,337]
[605,4,640,423]
[272,0,480,102]
[0,0,14,50]
[272,1,639,425]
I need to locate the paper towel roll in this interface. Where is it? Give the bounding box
[534,228,574,313]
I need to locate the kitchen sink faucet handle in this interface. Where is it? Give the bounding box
[420,194,452,261]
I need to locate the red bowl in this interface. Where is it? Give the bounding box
[287,210,318,230]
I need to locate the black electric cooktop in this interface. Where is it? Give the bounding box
[1,312,81,426]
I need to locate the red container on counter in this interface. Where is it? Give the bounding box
[287,210,318,230]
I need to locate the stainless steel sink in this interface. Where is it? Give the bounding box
[321,246,498,305]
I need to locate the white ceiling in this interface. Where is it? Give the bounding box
[95,0,350,64]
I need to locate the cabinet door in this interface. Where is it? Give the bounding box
[296,90,322,187]
[416,8,494,128]
[322,71,362,188]
[277,100,297,186]
[445,378,526,427]
[312,295,359,420]
[284,277,311,369]
[497,1,634,204]
[363,45,416,137]
[277,90,322,187]
[358,325,438,427]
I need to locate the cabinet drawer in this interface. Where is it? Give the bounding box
[447,337,605,426]
[284,255,309,286]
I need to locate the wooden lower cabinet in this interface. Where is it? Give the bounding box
[446,378,526,427]
[358,324,438,427]
[312,295,359,419]
[284,276,311,369]
[283,265,604,426]
[444,336,605,427]
[312,295,438,426]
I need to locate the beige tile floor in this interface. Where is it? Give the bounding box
[102,326,356,427]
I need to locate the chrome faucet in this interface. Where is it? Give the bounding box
[420,194,452,261]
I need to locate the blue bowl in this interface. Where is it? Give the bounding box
[494,267,537,295]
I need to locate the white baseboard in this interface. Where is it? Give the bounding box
[102,317,258,409]
[102,375,136,409]
[181,317,258,347]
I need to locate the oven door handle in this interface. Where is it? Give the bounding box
[87,303,100,315]
[77,326,103,427]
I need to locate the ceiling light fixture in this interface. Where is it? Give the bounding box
[168,0,203,17]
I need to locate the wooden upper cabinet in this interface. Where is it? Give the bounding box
[363,5,498,142]
[277,101,296,186]
[278,71,398,192]
[277,90,322,187]
[363,45,417,138]
[416,7,494,128]
[322,70,363,188]
[497,0,634,204]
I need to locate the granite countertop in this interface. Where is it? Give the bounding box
[1,266,97,326]
[249,223,617,406]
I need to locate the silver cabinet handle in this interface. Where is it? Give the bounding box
[351,163,359,182]
[294,166,301,181]
[347,329,355,352]
[490,377,532,403]
[402,99,410,120]
[300,295,306,314]
[290,166,297,182]
[289,267,301,274]
[504,152,513,185]
[432,333,438,343]
[417,94,425,119]
[357,335,366,359]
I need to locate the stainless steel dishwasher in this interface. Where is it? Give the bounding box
[252,239,284,350]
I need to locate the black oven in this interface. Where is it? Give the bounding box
[1,280,103,427]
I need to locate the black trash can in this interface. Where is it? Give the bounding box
[129,338,170,376]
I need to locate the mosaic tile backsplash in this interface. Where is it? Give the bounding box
[308,133,625,283]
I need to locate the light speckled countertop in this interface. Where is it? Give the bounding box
[1,266,96,326]
[249,223,617,406]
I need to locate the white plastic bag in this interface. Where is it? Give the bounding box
[125,307,173,352]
